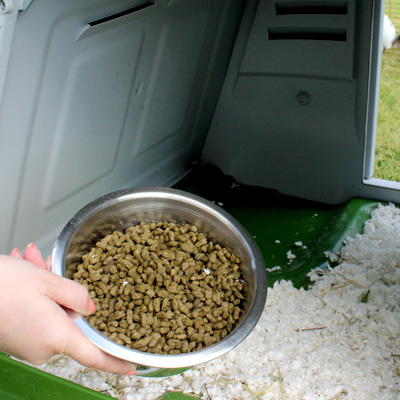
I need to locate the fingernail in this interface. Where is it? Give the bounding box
[10,248,21,257]
[88,299,96,313]
[126,370,137,376]
[27,243,36,248]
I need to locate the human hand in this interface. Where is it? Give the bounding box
[10,244,51,270]
[1,244,137,375]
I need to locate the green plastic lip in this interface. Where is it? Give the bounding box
[0,353,111,400]
[229,196,380,288]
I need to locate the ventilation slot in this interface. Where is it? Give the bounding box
[275,1,348,15]
[89,2,155,26]
[268,28,346,41]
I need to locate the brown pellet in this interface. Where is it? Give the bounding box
[73,222,246,355]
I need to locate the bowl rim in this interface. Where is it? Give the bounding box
[52,187,268,368]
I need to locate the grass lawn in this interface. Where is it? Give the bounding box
[373,7,400,181]
[373,47,400,181]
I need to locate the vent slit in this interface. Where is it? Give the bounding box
[89,2,155,26]
[268,28,347,41]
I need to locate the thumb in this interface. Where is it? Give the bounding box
[63,322,137,375]
[44,272,96,315]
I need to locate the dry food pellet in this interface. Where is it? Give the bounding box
[73,222,246,355]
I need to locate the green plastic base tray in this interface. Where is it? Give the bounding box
[0,165,381,399]
[0,353,200,400]
[0,353,111,400]
[174,165,380,288]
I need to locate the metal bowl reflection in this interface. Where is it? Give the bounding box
[52,187,267,377]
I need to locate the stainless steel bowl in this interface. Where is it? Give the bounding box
[52,187,267,377]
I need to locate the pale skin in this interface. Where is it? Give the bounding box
[0,243,137,375]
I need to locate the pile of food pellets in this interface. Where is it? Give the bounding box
[16,203,400,399]
[72,222,245,354]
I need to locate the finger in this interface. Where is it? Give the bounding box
[23,243,46,269]
[45,273,96,316]
[10,248,22,258]
[63,322,137,375]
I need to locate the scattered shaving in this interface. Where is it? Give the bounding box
[266,266,282,273]
[16,203,400,399]
[286,250,296,260]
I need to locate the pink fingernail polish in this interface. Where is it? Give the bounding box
[27,243,36,248]
[88,299,96,313]
[10,248,22,258]
[126,370,137,376]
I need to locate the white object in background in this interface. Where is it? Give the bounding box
[382,14,396,50]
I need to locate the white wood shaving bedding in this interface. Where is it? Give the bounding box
[16,203,400,399]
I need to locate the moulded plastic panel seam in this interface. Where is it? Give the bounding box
[131,0,213,158]
[41,23,144,208]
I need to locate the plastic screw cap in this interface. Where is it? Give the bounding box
[297,91,311,105]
